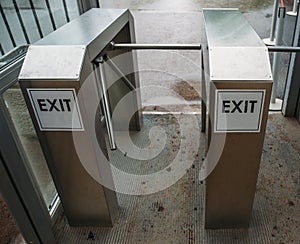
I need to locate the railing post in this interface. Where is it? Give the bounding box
[263,0,279,46]
[287,0,298,16]
[270,7,286,109]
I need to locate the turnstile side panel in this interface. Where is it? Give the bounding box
[19,79,119,226]
[205,81,272,228]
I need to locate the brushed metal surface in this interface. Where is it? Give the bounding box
[203,9,272,82]
[19,45,85,80]
[17,8,144,226]
[209,47,272,80]
[36,8,129,61]
[203,8,265,48]
[203,9,273,228]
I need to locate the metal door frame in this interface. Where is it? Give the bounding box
[283,11,300,121]
[0,55,55,243]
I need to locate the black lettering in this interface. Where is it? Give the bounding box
[231,100,243,113]
[37,99,47,111]
[222,100,230,113]
[249,100,257,113]
[59,99,65,112]
[63,99,72,112]
[47,99,60,111]
[244,100,248,113]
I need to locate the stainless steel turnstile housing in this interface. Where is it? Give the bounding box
[19,9,142,226]
[203,9,273,228]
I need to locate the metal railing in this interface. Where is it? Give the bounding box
[0,0,81,57]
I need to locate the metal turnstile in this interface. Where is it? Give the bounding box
[202,8,273,228]
[18,8,142,226]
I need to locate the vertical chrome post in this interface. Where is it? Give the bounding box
[201,49,206,133]
[271,7,286,104]
[270,0,279,42]
[263,0,279,45]
[293,0,298,13]
[94,58,117,150]
[287,0,298,16]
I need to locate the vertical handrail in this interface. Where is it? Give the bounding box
[93,59,117,150]
[201,49,207,133]
[271,7,286,104]
[0,3,17,48]
[292,0,298,13]
[45,0,57,30]
[12,0,30,44]
[270,0,280,42]
[28,0,43,38]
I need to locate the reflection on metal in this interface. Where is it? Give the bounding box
[271,7,285,105]
[94,59,117,150]
[263,0,279,45]
[201,49,207,133]
[203,8,272,229]
[0,56,55,242]
[0,45,28,71]
[49,193,60,217]
[268,46,300,52]
[283,5,300,119]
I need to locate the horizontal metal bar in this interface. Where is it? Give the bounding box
[268,46,300,52]
[112,43,300,53]
[111,42,201,50]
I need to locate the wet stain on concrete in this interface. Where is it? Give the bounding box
[172,80,201,101]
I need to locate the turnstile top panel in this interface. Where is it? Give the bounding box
[203,8,265,48]
[203,9,272,81]
[36,8,127,47]
[19,8,130,80]
[35,8,129,61]
[19,45,85,80]
[208,47,272,81]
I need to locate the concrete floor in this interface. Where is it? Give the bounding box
[53,113,300,243]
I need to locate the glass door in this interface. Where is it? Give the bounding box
[1,82,58,212]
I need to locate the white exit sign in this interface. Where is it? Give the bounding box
[214,89,265,133]
[27,88,84,131]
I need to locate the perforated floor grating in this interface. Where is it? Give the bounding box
[54,113,299,243]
